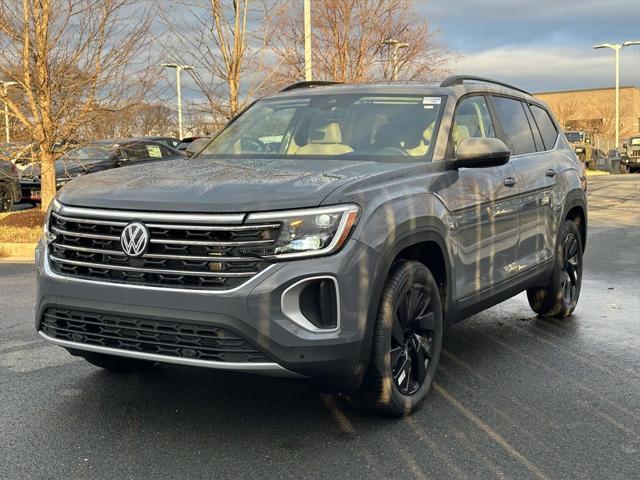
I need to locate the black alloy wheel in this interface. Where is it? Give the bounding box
[560,231,580,306]
[391,284,437,396]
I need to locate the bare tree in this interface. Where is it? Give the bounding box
[160,0,276,120]
[0,0,156,209]
[270,0,453,86]
[546,97,579,130]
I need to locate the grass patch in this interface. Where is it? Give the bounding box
[0,209,44,243]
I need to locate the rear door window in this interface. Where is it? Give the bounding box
[530,104,558,150]
[492,96,537,155]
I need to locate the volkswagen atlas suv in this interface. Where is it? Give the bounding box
[36,76,587,416]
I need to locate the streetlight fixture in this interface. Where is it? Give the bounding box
[161,63,194,140]
[382,39,409,81]
[1,80,18,143]
[593,40,640,148]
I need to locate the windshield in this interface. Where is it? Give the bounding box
[629,137,640,146]
[200,94,445,160]
[62,145,114,161]
[565,132,584,143]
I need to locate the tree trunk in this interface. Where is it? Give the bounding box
[39,148,56,210]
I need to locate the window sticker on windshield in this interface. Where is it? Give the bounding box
[422,96,442,105]
[147,145,162,158]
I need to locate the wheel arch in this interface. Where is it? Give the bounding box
[561,190,587,252]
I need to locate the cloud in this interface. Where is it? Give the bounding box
[448,45,640,91]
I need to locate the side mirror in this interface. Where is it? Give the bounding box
[452,137,511,168]
[623,143,628,149]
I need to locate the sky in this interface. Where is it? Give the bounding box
[426,0,640,92]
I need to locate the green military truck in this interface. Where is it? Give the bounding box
[622,136,640,173]
[564,131,595,169]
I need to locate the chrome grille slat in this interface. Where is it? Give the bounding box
[48,204,279,290]
[50,255,255,278]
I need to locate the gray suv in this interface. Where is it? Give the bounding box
[36,76,587,416]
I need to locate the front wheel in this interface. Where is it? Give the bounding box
[527,220,583,318]
[351,260,443,416]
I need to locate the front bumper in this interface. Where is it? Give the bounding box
[35,238,381,391]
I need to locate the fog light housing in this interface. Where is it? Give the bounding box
[281,277,339,332]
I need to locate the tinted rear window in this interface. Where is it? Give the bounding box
[492,97,536,155]
[530,105,558,150]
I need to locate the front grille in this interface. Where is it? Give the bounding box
[48,207,280,290]
[631,149,640,158]
[40,307,270,363]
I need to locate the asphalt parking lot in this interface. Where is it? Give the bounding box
[1,175,638,479]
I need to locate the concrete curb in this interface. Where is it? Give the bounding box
[0,243,37,263]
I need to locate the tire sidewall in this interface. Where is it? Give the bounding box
[551,220,583,316]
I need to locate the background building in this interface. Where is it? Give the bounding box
[535,86,640,150]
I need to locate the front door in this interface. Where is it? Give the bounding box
[435,95,520,301]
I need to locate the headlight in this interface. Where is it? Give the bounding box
[43,199,60,245]
[575,148,584,153]
[246,204,360,259]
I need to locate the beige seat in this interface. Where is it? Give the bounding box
[406,122,435,157]
[296,121,353,155]
[452,125,471,147]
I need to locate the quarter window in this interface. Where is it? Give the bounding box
[530,104,558,150]
[492,97,537,155]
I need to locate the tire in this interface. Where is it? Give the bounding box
[0,185,14,212]
[350,260,443,416]
[527,220,583,318]
[80,352,155,373]
[620,163,629,174]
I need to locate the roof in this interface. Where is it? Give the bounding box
[267,80,537,103]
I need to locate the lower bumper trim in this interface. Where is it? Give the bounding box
[38,330,305,378]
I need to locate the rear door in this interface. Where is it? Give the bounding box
[491,96,559,272]
[437,95,520,300]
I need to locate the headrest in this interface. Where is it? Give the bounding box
[309,121,343,144]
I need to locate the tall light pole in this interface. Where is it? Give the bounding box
[304,0,312,81]
[1,81,18,143]
[382,39,409,81]
[593,41,640,149]
[161,63,193,139]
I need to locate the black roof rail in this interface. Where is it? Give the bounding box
[440,75,531,96]
[280,80,342,92]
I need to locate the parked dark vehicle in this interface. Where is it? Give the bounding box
[622,136,640,173]
[20,139,184,203]
[37,77,587,416]
[0,142,38,170]
[0,159,21,211]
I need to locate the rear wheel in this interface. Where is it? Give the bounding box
[0,185,14,212]
[79,352,155,373]
[351,260,443,416]
[527,219,583,318]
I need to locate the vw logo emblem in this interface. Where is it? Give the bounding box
[120,222,150,257]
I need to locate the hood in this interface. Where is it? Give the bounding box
[57,156,402,212]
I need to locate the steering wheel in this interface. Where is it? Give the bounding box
[241,136,267,153]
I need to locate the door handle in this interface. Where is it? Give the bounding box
[545,168,557,178]
[504,177,518,187]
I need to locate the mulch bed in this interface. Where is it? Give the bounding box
[0,208,45,229]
